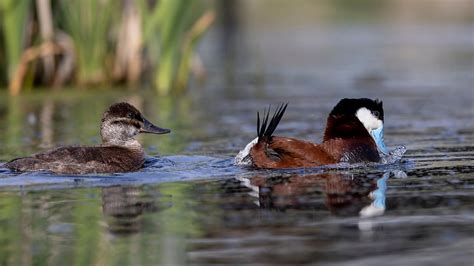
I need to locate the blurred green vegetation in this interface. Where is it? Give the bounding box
[0,0,214,95]
[0,0,30,84]
[57,0,119,85]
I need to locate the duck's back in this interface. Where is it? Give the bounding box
[249,136,380,168]
[250,136,337,168]
[5,145,146,174]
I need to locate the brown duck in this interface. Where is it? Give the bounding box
[4,102,170,174]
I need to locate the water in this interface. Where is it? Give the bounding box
[1,1,474,265]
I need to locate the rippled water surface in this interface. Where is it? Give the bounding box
[1,1,474,265]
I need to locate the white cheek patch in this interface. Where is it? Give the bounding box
[356,107,382,132]
[102,122,139,143]
[127,125,140,137]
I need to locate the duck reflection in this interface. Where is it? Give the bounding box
[101,186,170,235]
[234,171,392,217]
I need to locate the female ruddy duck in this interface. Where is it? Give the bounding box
[235,98,389,168]
[5,102,170,174]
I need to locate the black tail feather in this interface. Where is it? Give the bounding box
[257,103,288,141]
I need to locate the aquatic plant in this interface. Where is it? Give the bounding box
[0,0,31,85]
[139,0,214,94]
[0,0,214,95]
[57,0,119,85]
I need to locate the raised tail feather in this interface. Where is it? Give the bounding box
[234,103,288,166]
[257,103,288,141]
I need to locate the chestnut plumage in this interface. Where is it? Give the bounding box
[235,98,388,168]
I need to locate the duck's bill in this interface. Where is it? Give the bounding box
[370,126,389,155]
[141,119,171,134]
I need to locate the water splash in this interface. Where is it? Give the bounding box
[380,145,407,164]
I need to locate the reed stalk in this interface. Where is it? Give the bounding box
[57,0,119,85]
[0,0,31,87]
[1,0,213,95]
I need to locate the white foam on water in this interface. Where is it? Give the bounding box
[234,137,258,166]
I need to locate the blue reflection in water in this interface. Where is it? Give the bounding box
[359,171,390,218]
[231,168,407,218]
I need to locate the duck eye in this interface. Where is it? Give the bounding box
[372,111,380,118]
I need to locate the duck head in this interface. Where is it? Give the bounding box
[324,98,388,155]
[100,102,170,145]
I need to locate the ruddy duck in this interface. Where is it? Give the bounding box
[5,102,170,174]
[235,98,389,168]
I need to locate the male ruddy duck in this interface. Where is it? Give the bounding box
[5,102,170,174]
[235,98,389,168]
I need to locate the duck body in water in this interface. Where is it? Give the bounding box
[5,102,170,174]
[235,98,390,168]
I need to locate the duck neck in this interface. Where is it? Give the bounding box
[323,115,370,142]
[102,138,143,150]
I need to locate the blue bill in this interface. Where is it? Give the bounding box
[370,126,389,155]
